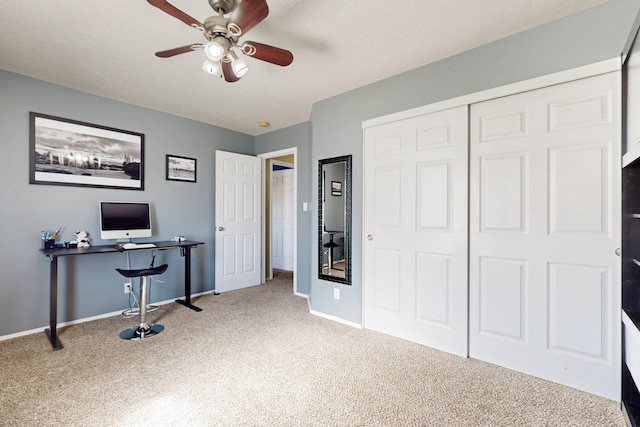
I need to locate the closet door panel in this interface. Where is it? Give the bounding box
[469,72,620,400]
[364,105,468,357]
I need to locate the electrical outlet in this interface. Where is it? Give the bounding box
[333,288,340,300]
[124,283,131,294]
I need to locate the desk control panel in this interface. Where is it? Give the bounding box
[121,243,156,250]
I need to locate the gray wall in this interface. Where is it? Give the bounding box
[254,122,312,295]
[309,0,640,323]
[3,0,639,338]
[0,70,254,336]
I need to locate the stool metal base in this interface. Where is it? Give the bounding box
[119,323,164,340]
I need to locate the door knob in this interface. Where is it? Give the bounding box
[367,234,373,241]
[615,247,621,257]
[217,226,224,231]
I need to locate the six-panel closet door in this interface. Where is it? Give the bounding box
[363,105,469,357]
[468,72,621,399]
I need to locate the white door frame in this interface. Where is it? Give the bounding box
[258,147,298,295]
[268,159,294,279]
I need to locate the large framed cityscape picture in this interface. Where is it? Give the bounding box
[29,112,145,190]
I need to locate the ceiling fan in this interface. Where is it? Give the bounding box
[147,0,293,82]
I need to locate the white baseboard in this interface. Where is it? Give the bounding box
[0,290,215,343]
[309,309,363,329]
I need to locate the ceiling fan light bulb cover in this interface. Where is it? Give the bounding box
[232,57,248,77]
[202,60,220,76]
[205,41,226,61]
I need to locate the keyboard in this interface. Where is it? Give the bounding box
[121,243,156,250]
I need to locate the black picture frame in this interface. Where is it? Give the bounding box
[331,181,342,196]
[166,154,197,183]
[29,112,144,190]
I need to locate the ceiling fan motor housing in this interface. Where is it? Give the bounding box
[208,0,235,15]
[203,15,230,37]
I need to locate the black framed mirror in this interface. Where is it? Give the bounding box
[318,155,352,284]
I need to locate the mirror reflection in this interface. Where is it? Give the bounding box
[318,155,352,284]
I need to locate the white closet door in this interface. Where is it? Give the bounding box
[271,168,294,271]
[364,105,468,357]
[469,73,621,399]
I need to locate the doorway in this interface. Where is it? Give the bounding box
[258,148,298,295]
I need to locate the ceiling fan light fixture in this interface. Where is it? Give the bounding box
[202,60,220,76]
[148,0,293,83]
[230,52,248,77]
[205,38,228,61]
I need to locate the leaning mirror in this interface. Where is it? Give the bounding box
[318,155,352,284]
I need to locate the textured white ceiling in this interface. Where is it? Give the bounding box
[0,0,605,135]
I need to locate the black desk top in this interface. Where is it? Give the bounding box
[40,240,204,258]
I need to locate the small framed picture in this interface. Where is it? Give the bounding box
[166,154,197,183]
[331,181,342,196]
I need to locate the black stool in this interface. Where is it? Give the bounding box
[323,233,340,275]
[115,264,168,340]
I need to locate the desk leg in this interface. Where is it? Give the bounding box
[175,246,202,312]
[44,256,63,350]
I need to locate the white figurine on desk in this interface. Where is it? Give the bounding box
[74,230,91,248]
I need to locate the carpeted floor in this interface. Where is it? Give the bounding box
[0,271,626,426]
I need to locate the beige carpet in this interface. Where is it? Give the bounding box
[1,271,625,426]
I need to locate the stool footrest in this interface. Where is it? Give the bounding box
[119,323,164,340]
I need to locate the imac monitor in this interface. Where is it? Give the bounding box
[99,201,152,241]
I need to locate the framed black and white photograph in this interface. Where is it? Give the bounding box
[331,180,342,196]
[166,154,197,183]
[29,112,144,190]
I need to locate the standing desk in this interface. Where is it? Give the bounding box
[40,240,204,350]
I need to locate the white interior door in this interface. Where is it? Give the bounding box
[469,72,621,399]
[271,167,294,271]
[363,105,469,357]
[215,150,262,292]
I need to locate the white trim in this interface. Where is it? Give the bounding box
[361,127,367,330]
[258,147,298,159]
[0,290,215,342]
[309,308,363,329]
[258,147,298,295]
[260,157,268,283]
[268,161,294,277]
[362,57,622,129]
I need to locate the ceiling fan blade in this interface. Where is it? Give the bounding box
[221,61,241,83]
[226,0,269,37]
[155,44,204,58]
[147,0,203,29]
[242,41,293,66]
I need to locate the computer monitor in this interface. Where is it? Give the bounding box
[99,201,152,241]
